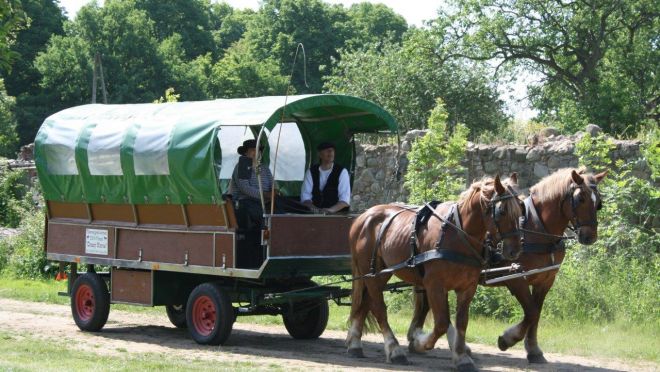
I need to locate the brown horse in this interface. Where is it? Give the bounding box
[346,175,523,372]
[409,168,607,364]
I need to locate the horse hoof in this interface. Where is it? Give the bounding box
[456,362,479,372]
[408,343,424,354]
[527,353,548,364]
[347,348,365,358]
[390,354,409,365]
[497,336,509,351]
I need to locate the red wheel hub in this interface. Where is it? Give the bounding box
[192,295,217,336]
[75,284,95,322]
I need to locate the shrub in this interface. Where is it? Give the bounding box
[404,99,469,204]
[1,210,48,279]
[0,167,32,227]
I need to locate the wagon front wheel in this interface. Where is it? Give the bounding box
[71,272,110,332]
[166,304,187,328]
[186,283,234,345]
[282,297,329,339]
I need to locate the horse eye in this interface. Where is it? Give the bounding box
[578,195,585,203]
[596,202,603,211]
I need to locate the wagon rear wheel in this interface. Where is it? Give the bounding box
[71,272,110,332]
[186,283,234,345]
[282,282,329,339]
[166,304,187,328]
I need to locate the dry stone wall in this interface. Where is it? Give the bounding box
[351,128,647,212]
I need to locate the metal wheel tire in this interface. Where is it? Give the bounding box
[166,304,187,328]
[71,272,110,332]
[282,297,329,340]
[186,283,234,345]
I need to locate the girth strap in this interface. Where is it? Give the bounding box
[373,249,484,277]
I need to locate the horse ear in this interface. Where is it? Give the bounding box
[571,169,585,185]
[594,170,608,183]
[509,172,518,184]
[494,174,505,194]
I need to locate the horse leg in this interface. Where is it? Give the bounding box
[409,284,449,354]
[525,284,552,364]
[497,279,539,352]
[446,321,472,357]
[364,277,409,365]
[346,289,370,358]
[407,286,429,353]
[452,286,479,372]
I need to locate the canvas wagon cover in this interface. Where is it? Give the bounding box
[34,94,397,205]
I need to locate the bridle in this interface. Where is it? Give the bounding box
[483,185,522,246]
[562,182,602,231]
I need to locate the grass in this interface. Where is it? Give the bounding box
[1,276,658,363]
[0,331,265,371]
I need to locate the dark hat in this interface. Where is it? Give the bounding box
[237,139,264,155]
[317,142,335,151]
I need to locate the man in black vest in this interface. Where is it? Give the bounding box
[300,142,350,213]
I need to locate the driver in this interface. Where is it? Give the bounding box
[300,142,350,213]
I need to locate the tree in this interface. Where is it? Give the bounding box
[243,0,350,93]
[439,0,659,133]
[134,0,216,59]
[0,0,28,72]
[210,3,255,54]
[2,0,65,145]
[404,99,469,204]
[343,2,407,49]
[208,38,290,98]
[325,29,507,135]
[0,79,18,157]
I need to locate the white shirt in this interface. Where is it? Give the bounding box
[300,164,351,205]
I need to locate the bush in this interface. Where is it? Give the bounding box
[0,210,48,279]
[0,167,33,227]
[404,99,469,204]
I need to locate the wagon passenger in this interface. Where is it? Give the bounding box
[231,139,275,228]
[301,142,350,213]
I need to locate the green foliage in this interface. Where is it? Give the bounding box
[325,29,507,135]
[0,167,31,227]
[440,0,659,134]
[0,79,18,157]
[404,99,469,204]
[0,0,29,72]
[208,38,290,98]
[153,87,179,103]
[0,210,46,279]
[574,133,616,173]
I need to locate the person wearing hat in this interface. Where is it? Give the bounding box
[230,139,274,228]
[300,142,350,213]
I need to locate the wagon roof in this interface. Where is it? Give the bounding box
[34,94,398,205]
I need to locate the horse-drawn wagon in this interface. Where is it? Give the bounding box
[36,94,398,345]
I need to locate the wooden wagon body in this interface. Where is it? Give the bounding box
[36,94,398,343]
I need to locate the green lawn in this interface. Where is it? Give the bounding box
[1,276,657,362]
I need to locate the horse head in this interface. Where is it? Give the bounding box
[462,174,523,260]
[565,169,608,245]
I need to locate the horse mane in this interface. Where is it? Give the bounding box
[458,176,522,221]
[530,167,594,204]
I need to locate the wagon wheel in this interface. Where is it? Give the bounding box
[166,304,187,328]
[282,281,329,340]
[71,272,110,332]
[186,283,234,345]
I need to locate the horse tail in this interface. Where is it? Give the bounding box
[348,212,378,333]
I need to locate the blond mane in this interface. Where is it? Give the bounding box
[530,167,595,204]
[458,176,522,222]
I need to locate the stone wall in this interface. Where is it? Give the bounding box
[351,128,647,212]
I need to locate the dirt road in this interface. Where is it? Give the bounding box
[0,298,654,371]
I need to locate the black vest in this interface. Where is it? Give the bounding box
[311,163,344,208]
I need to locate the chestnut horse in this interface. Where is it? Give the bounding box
[409,168,607,364]
[346,176,523,372]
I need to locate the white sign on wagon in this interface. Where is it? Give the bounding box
[85,229,108,255]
